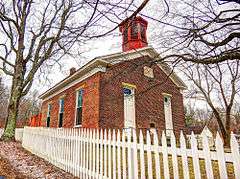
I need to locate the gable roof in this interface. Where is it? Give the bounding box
[39,47,187,100]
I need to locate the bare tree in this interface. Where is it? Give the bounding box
[182,60,240,146]
[0,0,149,140]
[130,0,240,64]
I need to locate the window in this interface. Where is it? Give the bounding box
[163,95,173,136]
[58,98,64,127]
[76,89,83,126]
[46,104,52,127]
[131,21,138,39]
[123,85,136,129]
[140,25,146,41]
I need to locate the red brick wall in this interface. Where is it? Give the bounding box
[41,73,101,128]
[99,56,185,135]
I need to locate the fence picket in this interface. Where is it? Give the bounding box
[112,129,116,179]
[230,133,240,179]
[139,130,146,179]
[108,129,112,179]
[122,131,127,179]
[77,129,81,177]
[153,130,161,179]
[100,129,104,179]
[215,132,228,179]
[127,130,133,179]
[64,129,67,172]
[162,131,170,179]
[146,130,153,179]
[171,131,179,179]
[92,129,96,178]
[104,129,107,178]
[96,129,100,179]
[117,130,122,179]
[89,129,93,178]
[190,132,201,179]
[202,133,214,179]
[180,131,189,179]
[82,129,86,179]
[132,129,139,179]
[80,128,84,178]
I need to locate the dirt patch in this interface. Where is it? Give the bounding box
[0,141,78,179]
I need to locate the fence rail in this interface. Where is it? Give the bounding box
[22,127,240,179]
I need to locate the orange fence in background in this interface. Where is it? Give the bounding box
[29,114,42,127]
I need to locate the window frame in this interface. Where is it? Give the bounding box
[122,82,136,129]
[46,103,52,127]
[58,98,64,128]
[162,93,173,136]
[75,89,84,127]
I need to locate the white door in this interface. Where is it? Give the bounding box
[124,87,136,129]
[164,96,173,136]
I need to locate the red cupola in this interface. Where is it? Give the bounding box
[119,16,148,52]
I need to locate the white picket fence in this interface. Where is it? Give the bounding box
[0,128,24,141]
[22,127,240,179]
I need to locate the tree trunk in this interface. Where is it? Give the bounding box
[222,131,231,148]
[1,67,24,141]
[212,109,230,147]
[224,110,232,148]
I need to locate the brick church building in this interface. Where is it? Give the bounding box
[39,16,187,134]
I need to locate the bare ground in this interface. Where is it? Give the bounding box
[0,141,78,179]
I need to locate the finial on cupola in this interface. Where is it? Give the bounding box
[119,16,148,52]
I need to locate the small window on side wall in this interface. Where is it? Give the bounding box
[46,104,52,127]
[76,89,84,126]
[58,98,64,128]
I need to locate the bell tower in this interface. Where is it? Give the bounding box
[119,16,148,52]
